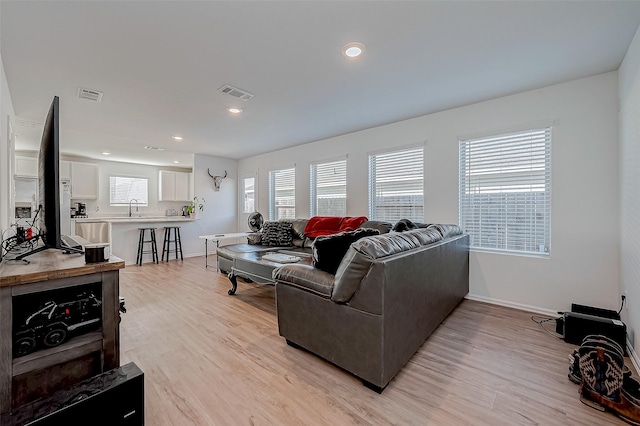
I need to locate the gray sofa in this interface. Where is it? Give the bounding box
[273,225,469,392]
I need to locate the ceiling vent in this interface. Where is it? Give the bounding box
[78,87,104,102]
[144,145,165,151]
[217,84,254,101]
[14,119,41,128]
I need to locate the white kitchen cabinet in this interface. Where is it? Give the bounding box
[70,161,99,199]
[15,156,38,177]
[158,170,191,201]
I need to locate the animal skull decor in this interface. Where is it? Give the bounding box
[207,169,227,192]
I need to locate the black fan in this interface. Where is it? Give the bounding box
[248,212,264,232]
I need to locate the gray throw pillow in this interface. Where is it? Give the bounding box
[261,221,293,246]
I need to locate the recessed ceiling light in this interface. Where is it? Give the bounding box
[342,42,365,58]
[173,136,183,141]
[227,107,242,114]
[102,151,111,155]
[173,160,180,164]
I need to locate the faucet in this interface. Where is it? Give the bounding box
[128,199,139,217]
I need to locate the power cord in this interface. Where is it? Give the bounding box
[531,315,563,339]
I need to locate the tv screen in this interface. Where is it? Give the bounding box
[14,96,81,261]
[38,95,61,249]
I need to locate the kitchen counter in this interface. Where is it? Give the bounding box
[74,216,195,223]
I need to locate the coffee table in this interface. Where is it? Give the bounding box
[227,251,312,295]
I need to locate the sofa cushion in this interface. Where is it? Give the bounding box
[331,228,443,303]
[359,220,392,234]
[312,228,380,275]
[288,219,309,240]
[427,224,463,239]
[273,264,335,298]
[262,221,293,246]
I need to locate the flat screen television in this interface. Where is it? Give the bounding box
[15,96,82,261]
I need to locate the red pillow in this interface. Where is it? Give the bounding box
[304,216,343,238]
[339,216,368,232]
[304,216,369,238]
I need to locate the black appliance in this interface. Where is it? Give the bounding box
[76,202,86,216]
[556,303,627,354]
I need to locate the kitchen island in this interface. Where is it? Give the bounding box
[74,216,197,265]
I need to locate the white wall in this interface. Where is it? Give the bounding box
[619,26,640,348]
[0,49,16,234]
[58,154,193,217]
[239,72,620,314]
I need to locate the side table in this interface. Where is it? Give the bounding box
[198,233,249,269]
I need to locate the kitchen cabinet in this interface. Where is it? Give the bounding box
[71,162,99,199]
[15,157,38,178]
[158,170,191,201]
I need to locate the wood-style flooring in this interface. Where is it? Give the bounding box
[119,257,631,425]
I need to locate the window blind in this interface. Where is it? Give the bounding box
[459,127,551,255]
[368,146,423,222]
[109,176,148,206]
[269,168,295,220]
[310,159,347,216]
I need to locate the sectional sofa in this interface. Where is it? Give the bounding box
[216,218,470,392]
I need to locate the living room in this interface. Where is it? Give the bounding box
[2,1,640,424]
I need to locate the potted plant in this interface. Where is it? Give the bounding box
[187,196,205,219]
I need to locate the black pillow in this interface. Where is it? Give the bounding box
[392,219,418,232]
[312,228,380,274]
[261,221,293,246]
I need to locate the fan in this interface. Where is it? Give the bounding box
[248,212,264,232]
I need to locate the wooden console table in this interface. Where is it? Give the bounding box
[0,249,125,414]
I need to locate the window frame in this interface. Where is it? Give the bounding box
[109,175,149,207]
[268,167,296,220]
[310,157,347,217]
[368,145,424,223]
[458,127,552,257]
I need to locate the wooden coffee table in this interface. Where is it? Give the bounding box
[227,251,312,295]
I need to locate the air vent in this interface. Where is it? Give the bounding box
[78,87,104,102]
[14,119,41,128]
[217,84,254,101]
[144,146,166,151]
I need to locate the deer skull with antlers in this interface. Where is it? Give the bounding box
[208,169,227,191]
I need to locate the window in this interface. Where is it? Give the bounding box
[459,127,551,255]
[109,176,148,206]
[368,146,423,222]
[310,158,346,216]
[242,177,255,213]
[269,168,295,220]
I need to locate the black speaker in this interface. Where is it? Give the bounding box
[2,362,144,426]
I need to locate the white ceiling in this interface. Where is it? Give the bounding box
[2,1,640,167]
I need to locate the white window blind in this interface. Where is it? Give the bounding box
[368,146,424,222]
[109,176,148,206]
[310,159,347,216]
[269,168,295,220]
[459,127,551,255]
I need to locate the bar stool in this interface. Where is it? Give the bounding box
[136,227,159,265]
[162,226,183,262]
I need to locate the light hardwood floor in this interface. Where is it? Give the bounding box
[119,257,630,425]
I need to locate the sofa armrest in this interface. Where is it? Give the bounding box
[273,264,335,299]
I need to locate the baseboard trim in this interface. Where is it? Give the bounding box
[465,294,639,361]
[465,293,559,317]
